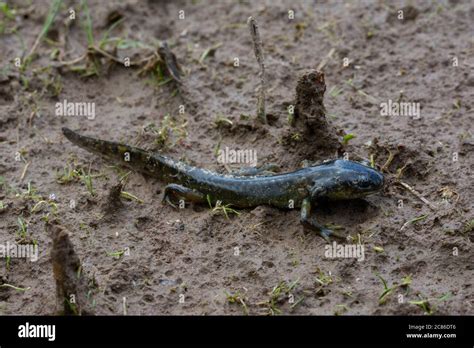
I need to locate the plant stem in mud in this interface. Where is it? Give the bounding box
[247,16,266,124]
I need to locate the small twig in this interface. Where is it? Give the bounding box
[120,191,144,204]
[136,52,159,66]
[398,181,437,211]
[199,42,223,64]
[247,16,266,124]
[122,296,127,315]
[90,46,126,64]
[55,53,88,67]
[317,47,335,70]
[400,214,428,231]
[346,79,378,104]
[380,150,394,172]
[0,283,31,292]
[20,162,30,181]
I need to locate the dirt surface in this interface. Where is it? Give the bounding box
[0,0,473,315]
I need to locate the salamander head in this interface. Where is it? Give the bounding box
[324,159,384,200]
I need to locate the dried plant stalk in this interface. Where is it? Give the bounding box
[247,16,266,124]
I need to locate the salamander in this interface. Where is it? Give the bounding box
[62,127,384,241]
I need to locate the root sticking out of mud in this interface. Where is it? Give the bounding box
[48,221,95,315]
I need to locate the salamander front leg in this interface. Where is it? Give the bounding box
[300,198,346,242]
[162,184,205,208]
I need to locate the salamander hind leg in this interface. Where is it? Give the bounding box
[300,198,346,242]
[162,184,206,208]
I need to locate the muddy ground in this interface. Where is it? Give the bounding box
[0,0,472,315]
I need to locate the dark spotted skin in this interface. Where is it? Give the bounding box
[62,128,384,240]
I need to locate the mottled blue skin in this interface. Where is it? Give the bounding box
[62,128,384,209]
[63,127,385,240]
[174,159,384,208]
